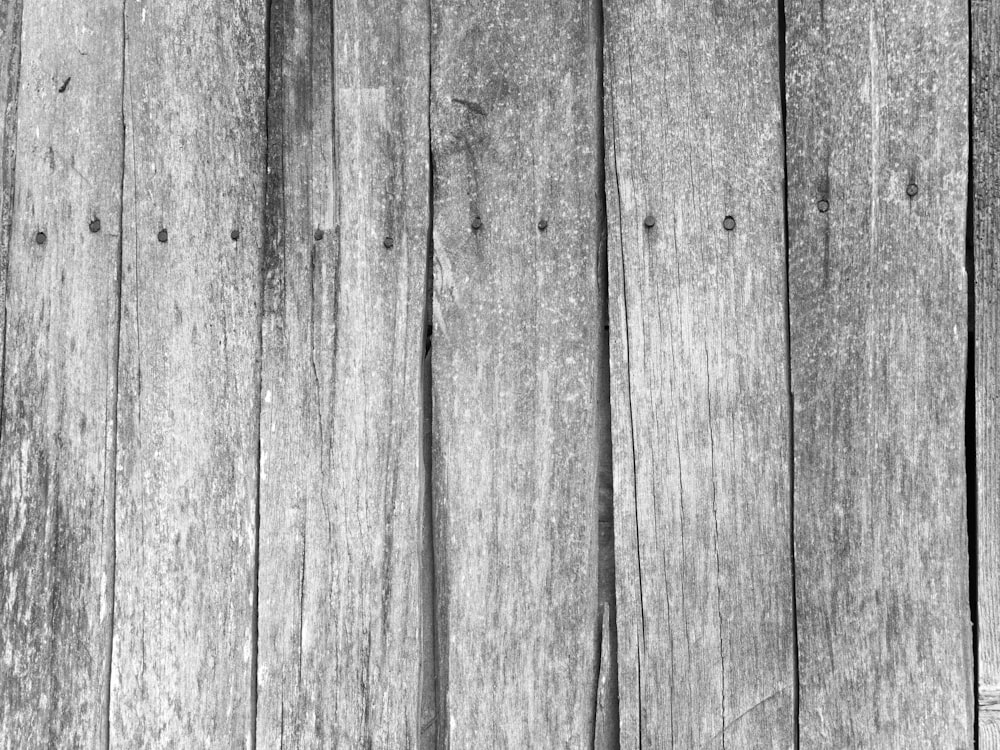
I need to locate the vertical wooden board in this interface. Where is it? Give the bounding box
[256,0,429,745]
[975,0,1000,742]
[0,1,123,746]
[110,0,266,744]
[430,0,601,744]
[786,1,972,745]
[604,2,794,748]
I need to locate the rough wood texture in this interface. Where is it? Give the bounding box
[786,1,973,745]
[256,0,429,744]
[975,0,1000,742]
[430,0,602,744]
[603,2,795,748]
[109,0,266,744]
[0,0,123,745]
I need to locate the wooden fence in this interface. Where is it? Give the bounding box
[0,0,991,747]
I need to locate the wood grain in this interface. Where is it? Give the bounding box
[109,0,266,744]
[0,0,123,745]
[975,0,1000,743]
[604,2,795,748]
[430,0,603,744]
[256,0,430,745]
[786,0,973,745]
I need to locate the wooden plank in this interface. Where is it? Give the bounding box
[429,0,602,744]
[603,2,795,748]
[975,0,1000,742]
[786,1,973,745]
[255,0,429,744]
[0,0,123,745]
[109,1,266,744]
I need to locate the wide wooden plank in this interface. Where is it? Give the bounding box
[604,2,795,748]
[109,1,266,744]
[0,0,123,745]
[786,1,972,745]
[975,0,1000,742]
[255,0,429,744]
[429,0,602,744]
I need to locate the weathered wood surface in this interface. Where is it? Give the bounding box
[975,0,1000,743]
[0,0,123,745]
[109,0,266,744]
[256,0,429,744]
[429,0,603,744]
[786,0,973,745]
[604,2,795,748]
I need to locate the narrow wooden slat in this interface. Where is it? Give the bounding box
[975,0,1000,743]
[109,1,266,744]
[604,2,795,748]
[429,0,602,743]
[786,1,973,744]
[256,0,429,744]
[0,0,123,745]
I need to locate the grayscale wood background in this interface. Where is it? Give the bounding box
[0,0,988,747]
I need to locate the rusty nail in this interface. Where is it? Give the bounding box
[817,199,829,213]
[383,236,394,248]
[906,183,919,198]
[537,218,548,231]
[35,231,46,245]
[89,218,101,233]
[231,229,240,240]
[157,228,168,243]
[314,228,324,241]
[643,215,655,229]
[723,216,736,231]
[471,216,482,231]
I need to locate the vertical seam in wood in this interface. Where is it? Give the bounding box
[0,0,23,486]
[592,0,619,745]
[252,0,276,746]
[775,0,800,746]
[102,3,128,746]
[966,0,979,741]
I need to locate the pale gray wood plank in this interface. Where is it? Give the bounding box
[975,0,1000,743]
[0,0,124,746]
[429,0,603,744]
[255,0,429,744]
[604,1,795,747]
[786,0,973,745]
[109,1,267,744]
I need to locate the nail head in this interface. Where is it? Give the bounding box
[537,218,548,231]
[157,228,168,243]
[906,183,919,198]
[643,215,656,229]
[723,215,736,231]
[89,218,101,233]
[35,231,46,245]
[817,199,829,213]
[230,229,240,240]
[383,236,394,248]
[314,228,324,241]
[471,216,482,230]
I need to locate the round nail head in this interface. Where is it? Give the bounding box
[230,229,240,240]
[537,218,548,231]
[643,215,656,229]
[383,236,394,248]
[35,231,46,245]
[472,216,482,230]
[906,183,919,198]
[89,218,101,233]
[723,216,736,231]
[817,199,829,213]
[157,229,168,243]
[314,228,324,241]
